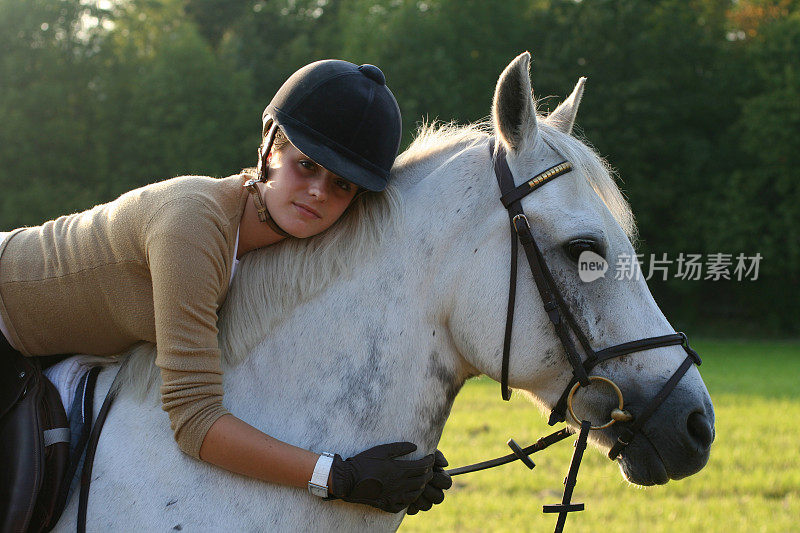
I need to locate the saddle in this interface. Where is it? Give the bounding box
[0,340,101,533]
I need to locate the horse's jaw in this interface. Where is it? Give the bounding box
[615,425,713,486]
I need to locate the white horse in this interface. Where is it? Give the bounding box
[54,52,714,531]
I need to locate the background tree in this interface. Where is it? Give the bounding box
[0,0,796,334]
[0,0,109,224]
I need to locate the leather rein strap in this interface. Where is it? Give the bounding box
[77,358,128,533]
[447,427,574,476]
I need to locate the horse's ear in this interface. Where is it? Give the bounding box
[547,77,586,135]
[492,52,537,153]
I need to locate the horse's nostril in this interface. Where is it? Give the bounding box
[686,411,714,450]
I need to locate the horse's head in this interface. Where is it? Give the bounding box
[435,52,714,486]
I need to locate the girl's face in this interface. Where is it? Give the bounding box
[263,143,359,238]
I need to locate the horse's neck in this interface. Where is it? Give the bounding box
[222,244,468,456]
[392,138,485,192]
[219,146,492,455]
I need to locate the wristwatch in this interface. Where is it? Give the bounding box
[308,452,335,498]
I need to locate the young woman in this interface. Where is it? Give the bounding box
[0,60,450,520]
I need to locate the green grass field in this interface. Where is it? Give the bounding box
[400,340,800,532]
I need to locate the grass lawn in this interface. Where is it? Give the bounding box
[400,340,800,532]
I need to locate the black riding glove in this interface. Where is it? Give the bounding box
[406,449,452,515]
[328,442,435,513]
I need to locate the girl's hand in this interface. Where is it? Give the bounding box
[405,450,452,515]
[327,442,435,513]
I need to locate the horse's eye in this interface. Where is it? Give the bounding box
[565,239,601,262]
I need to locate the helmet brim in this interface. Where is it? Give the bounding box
[271,108,390,192]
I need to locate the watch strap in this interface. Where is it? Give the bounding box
[308,452,335,498]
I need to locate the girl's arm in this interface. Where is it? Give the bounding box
[199,414,445,515]
[145,201,439,510]
[199,413,322,488]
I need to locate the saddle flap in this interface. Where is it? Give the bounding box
[0,362,44,532]
[0,350,71,533]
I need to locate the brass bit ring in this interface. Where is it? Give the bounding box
[566,376,633,430]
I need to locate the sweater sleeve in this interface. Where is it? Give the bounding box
[145,198,232,459]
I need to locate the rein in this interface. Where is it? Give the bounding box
[444,139,702,533]
[76,358,128,533]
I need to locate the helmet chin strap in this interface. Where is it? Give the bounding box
[245,118,295,239]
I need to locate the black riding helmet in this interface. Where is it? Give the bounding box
[259,60,402,192]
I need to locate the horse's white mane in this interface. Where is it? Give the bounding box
[119,116,636,400]
[216,181,403,364]
[537,118,637,241]
[392,120,493,184]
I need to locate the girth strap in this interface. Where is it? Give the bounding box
[77,358,128,533]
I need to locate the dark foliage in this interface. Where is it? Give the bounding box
[0,0,796,334]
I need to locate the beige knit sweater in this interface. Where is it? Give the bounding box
[0,174,250,458]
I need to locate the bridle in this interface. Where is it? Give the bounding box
[490,136,701,455]
[446,139,702,532]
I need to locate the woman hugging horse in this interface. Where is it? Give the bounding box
[0,60,451,531]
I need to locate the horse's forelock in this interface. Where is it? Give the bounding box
[536,120,638,243]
